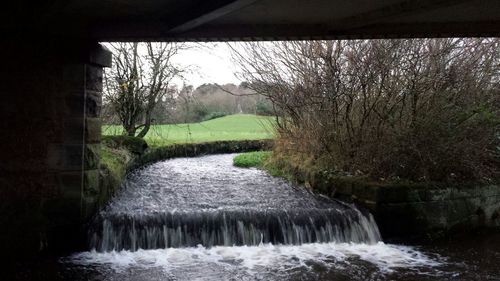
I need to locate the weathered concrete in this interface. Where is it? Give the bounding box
[0,41,111,256]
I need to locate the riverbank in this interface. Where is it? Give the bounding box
[235,151,500,240]
[99,140,500,241]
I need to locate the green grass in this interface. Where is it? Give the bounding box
[233,151,288,179]
[103,114,275,146]
[233,151,272,168]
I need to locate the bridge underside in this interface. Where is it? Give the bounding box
[0,0,499,258]
[2,0,500,41]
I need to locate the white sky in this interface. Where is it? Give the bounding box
[171,43,242,88]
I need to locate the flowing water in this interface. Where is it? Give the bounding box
[89,154,381,251]
[10,154,500,280]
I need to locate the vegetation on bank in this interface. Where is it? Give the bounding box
[100,145,130,180]
[100,136,146,187]
[234,39,500,184]
[103,114,275,147]
[233,151,272,168]
[232,151,295,181]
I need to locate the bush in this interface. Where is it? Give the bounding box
[202,111,228,121]
[255,100,274,116]
[236,39,500,183]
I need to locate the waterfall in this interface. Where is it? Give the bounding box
[90,207,381,251]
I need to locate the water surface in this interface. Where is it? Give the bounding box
[9,154,500,281]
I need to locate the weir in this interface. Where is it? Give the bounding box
[89,154,381,252]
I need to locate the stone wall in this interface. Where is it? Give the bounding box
[307,174,500,239]
[0,41,111,257]
[262,155,500,240]
[336,182,499,239]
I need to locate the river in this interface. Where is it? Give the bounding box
[11,154,500,280]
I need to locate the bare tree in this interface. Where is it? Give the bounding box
[231,39,500,182]
[104,42,186,137]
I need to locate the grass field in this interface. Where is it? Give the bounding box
[103,114,276,146]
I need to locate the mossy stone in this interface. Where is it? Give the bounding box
[102,135,148,154]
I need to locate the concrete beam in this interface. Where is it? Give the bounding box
[3,0,499,41]
[335,0,469,30]
[168,0,260,33]
[165,22,500,42]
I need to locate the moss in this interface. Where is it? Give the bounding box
[95,142,135,210]
[100,145,132,184]
[83,170,100,197]
[84,143,100,169]
[102,135,148,155]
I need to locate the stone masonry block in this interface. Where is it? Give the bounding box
[86,90,102,117]
[63,117,84,143]
[85,117,101,143]
[88,44,112,68]
[58,171,82,199]
[83,169,100,197]
[84,144,100,170]
[64,94,85,116]
[47,144,80,171]
[61,64,85,91]
[85,65,103,92]
[48,143,100,170]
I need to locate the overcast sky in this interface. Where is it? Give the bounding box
[171,43,242,88]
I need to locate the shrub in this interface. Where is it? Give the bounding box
[234,39,500,183]
[202,111,228,121]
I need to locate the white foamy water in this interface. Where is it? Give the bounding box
[69,242,442,279]
[73,154,447,280]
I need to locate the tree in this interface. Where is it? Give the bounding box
[231,39,500,182]
[104,42,186,137]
